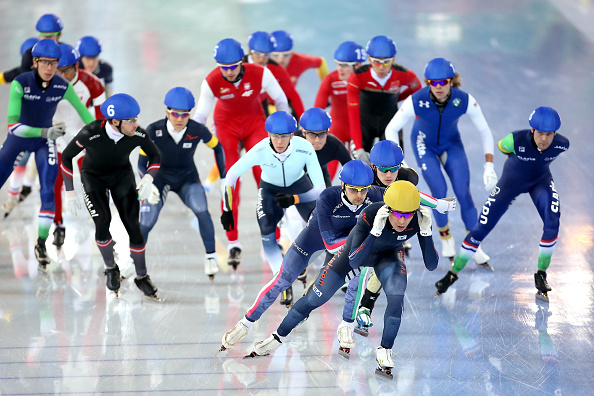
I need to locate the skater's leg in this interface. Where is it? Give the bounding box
[179,182,216,254]
[375,256,407,349]
[256,184,285,274]
[529,179,560,272]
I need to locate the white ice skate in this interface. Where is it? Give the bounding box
[337,320,355,359]
[473,246,493,270]
[220,320,250,352]
[245,332,282,358]
[375,346,395,380]
[440,236,456,263]
[204,253,219,280]
[1,195,19,218]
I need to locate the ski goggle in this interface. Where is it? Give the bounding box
[272,51,292,58]
[303,130,328,139]
[250,50,270,58]
[122,117,138,124]
[428,79,451,87]
[376,163,401,173]
[167,110,191,119]
[345,184,370,193]
[369,57,393,65]
[269,133,292,140]
[388,209,415,219]
[335,60,357,67]
[217,61,242,71]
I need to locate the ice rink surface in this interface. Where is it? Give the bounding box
[0,0,593,394]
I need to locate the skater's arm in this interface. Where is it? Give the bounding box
[137,150,149,177]
[204,134,226,178]
[60,130,88,191]
[497,133,515,155]
[466,93,494,159]
[6,80,44,138]
[385,96,414,143]
[138,132,161,178]
[193,80,215,125]
[317,191,348,253]
[347,208,379,269]
[64,83,95,125]
[416,209,439,271]
[262,68,289,113]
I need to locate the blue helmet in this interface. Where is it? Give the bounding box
[424,57,456,80]
[76,36,102,57]
[334,41,366,63]
[164,87,195,111]
[213,38,244,64]
[32,39,61,59]
[58,44,80,68]
[100,93,141,120]
[370,140,404,167]
[271,30,293,52]
[265,111,297,134]
[340,160,374,187]
[300,108,332,131]
[20,37,39,56]
[529,107,561,132]
[36,14,63,34]
[248,31,276,53]
[366,35,397,58]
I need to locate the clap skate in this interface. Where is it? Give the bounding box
[244,332,282,358]
[440,235,456,264]
[204,253,219,280]
[297,268,307,288]
[104,264,121,298]
[280,285,293,309]
[375,347,395,380]
[134,275,162,302]
[35,238,50,270]
[220,320,250,352]
[435,270,458,296]
[473,246,493,271]
[1,195,19,218]
[354,307,373,337]
[228,247,242,270]
[337,321,355,359]
[52,225,66,251]
[534,270,551,302]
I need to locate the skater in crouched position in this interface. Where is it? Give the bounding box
[248,181,439,380]
[138,87,226,280]
[60,93,162,299]
[435,107,569,302]
[220,111,325,275]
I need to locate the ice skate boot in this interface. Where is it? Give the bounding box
[473,246,493,271]
[220,319,250,351]
[19,185,32,202]
[375,347,395,380]
[280,285,293,308]
[337,320,355,359]
[52,225,65,251]
[134,275,162,301]
[245,332,282,358]
[228,247,242,270]
[297,268,307,288]
[440,233,456,264]
[402,240,412,257]
[534,270,551,302]
[34,238,50,270]
[1,195,19,218]
[204,253,219,280]
[435,270,458,296]
[354,307,373,337]
[104,264,121,297]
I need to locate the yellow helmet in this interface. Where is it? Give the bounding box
[383,180,420,213]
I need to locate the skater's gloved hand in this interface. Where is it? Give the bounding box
[435,197,456,214]
[483,162,497,191]
[417,206,432,236]
[65,190,80,216]
[147,185,160,205]
[370,205,390,236]
[274,193,296,208]
[221,210,234,231]
[137,174,154,200]
[41,121,66,140]
[353,148,370,165]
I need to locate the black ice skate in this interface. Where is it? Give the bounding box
[35,238,50,270]
[134,274,162,301]
[228,247,242,270]
[435,270,458,296]
[52,225,65,250]
[280,285,293,309]
[297,268,307,288]
[534,270,551,302]
[104,264,121,297]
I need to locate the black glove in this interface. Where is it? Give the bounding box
[221,210,235,232]
[274,193,295,208]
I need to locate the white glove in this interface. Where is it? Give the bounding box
[41,121,66,140]
[137,174,154,200]
[65,190,81,216]
[147,185,160,205]
[353,148,371,165]
[417,206,433,236]
[483,162,497,191]
[370,205,391,237]
[435,197,457,214]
